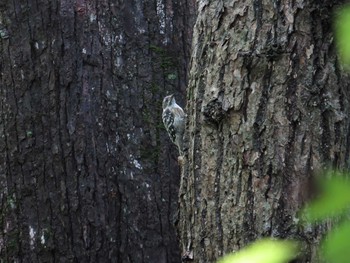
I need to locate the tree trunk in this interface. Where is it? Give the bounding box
[0,0,195,262]
[178,1,350,262]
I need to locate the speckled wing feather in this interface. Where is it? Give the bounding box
[162,108,176,143]
[162,100,185,154]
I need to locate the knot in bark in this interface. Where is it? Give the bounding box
[202,99,225,125]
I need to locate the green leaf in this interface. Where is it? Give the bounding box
[217,239,298,263]
[335,4,350,66]
[302,172,350,222]
[323,221,350,263]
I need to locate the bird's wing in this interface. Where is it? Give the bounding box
[173,106,185,118]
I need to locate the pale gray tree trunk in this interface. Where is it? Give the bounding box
[178,1,350,262]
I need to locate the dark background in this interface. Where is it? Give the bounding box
[0,0,196,262]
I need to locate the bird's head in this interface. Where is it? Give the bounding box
[162,94,175,109]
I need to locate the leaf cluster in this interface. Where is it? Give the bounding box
[301,171,350,263]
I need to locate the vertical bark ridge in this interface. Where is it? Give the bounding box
[214,126,224,256]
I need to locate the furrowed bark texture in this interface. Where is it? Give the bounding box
[179,1,350,262]
[0,0,195,262]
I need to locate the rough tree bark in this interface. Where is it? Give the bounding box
[179,1,350,262]
[0,0,195,262]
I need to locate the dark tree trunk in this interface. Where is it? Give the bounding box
[0,0,195,262]
[178,1,350,262]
